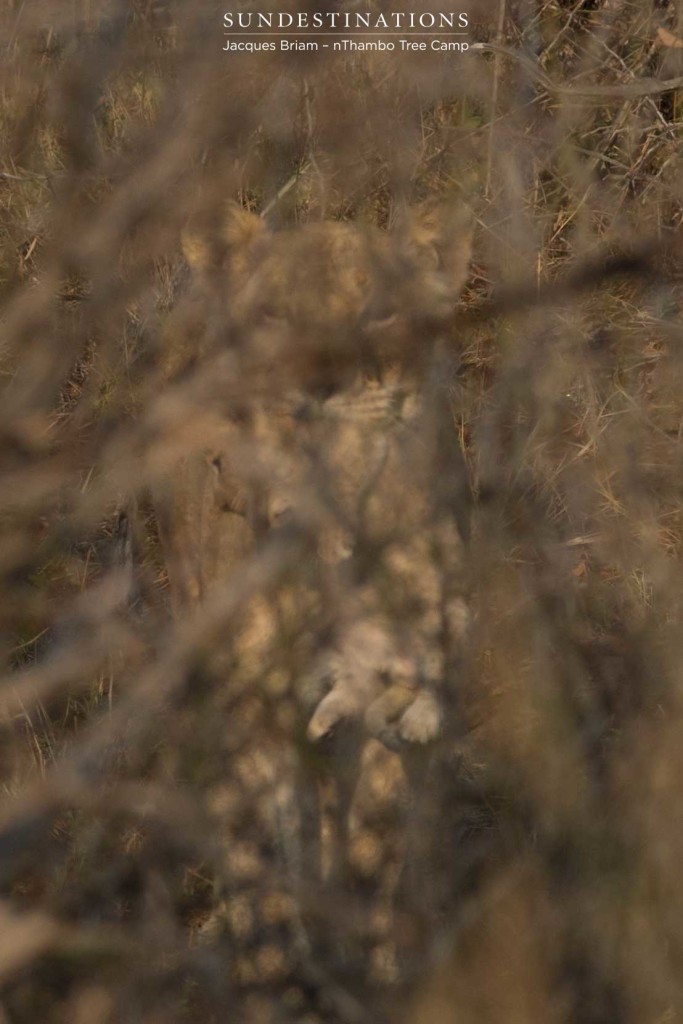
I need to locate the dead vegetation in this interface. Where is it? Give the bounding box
[1,1,683,1022]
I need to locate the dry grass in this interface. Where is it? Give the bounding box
[0,1,683,1022]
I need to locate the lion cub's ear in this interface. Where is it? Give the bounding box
[221,202,269,280]
[181,202,267,279]
[221,202,267,249]
[397,200,474,298]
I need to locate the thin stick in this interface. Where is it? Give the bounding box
[472,41,683,100]
[484,0,507,199]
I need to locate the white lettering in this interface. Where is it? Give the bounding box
[431,39,469,50]
[281,39,319,51]
[223,39,277,51]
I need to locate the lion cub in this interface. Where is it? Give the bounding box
[157,200,473,994]
[161,199,473,742]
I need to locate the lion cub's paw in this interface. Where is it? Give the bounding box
[398,690,442,745]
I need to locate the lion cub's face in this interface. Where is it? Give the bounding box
[182,202,472,397]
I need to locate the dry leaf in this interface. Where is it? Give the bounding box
[657,26,683,49]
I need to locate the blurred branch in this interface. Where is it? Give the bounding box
[485,0,507,199]
[472,41,683,99]
[453,231,681,329]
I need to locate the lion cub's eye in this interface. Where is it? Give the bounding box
[308,381,338,402]
[362,298,399,333]
[257,301,285,324]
